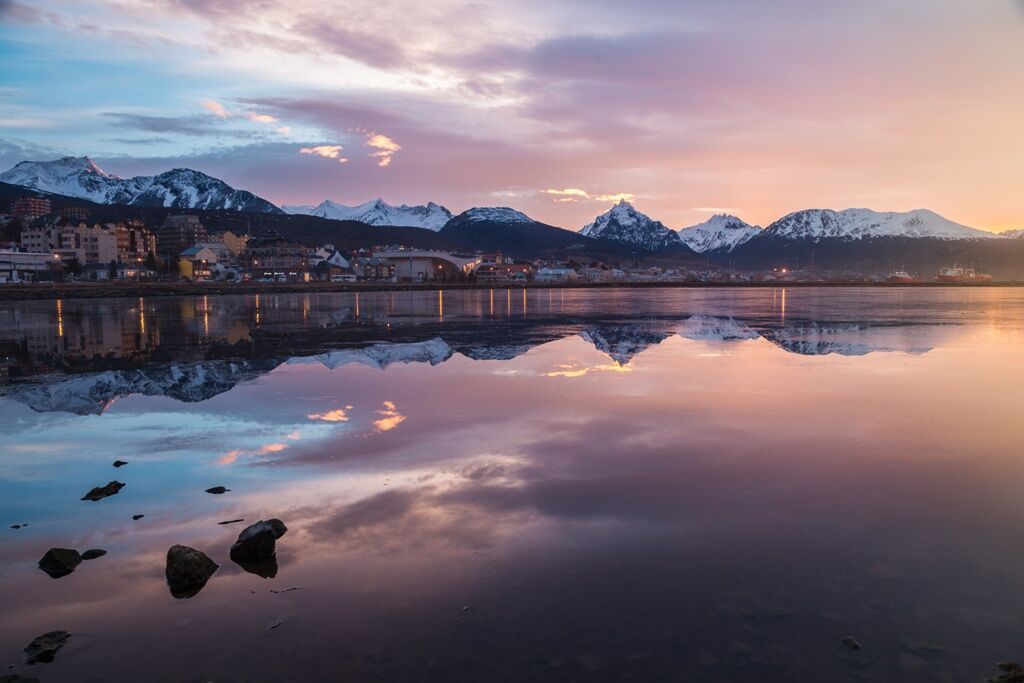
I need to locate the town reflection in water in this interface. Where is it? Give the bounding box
[2,288,1024,682]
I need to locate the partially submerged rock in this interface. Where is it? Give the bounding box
[234,555,278,579]
[230,519,288,561]
[24,630,71,664]
[992,661,1024,683]
[132,514,145,520]
[217,518,245,525]
[81,481,125,501]
[205,486,230,494]
[842,636,862,652]
[38,548,82,579]
[113,459,128,468]
[165,544,219,599]
[81,549,107,560]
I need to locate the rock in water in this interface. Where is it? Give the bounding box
[38,548,83,578]
[81,549,107,560]
[24,630,71,664]
[113,459,128,467]
[229,519,288,561]
[132,514,145,520]
[205,486,229,494]
[842,636,862,652]
[81,481,125,501]
[165,545,219,599]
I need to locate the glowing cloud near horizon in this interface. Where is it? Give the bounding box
[300,145,349,164]
[366,133,401,167]
[542,188,636,204]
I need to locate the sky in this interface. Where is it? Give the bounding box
[0,0,1022,231]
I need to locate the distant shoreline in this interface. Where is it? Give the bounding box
[0,280,1022,302]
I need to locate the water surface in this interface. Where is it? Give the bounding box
[2,287,1024,681]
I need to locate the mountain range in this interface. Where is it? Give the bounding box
[0,156,281,213]
[283,198,452,231]
[3,156,1022,274]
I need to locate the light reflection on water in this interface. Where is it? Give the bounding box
[1,288,1024,681]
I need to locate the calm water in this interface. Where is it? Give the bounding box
[2,287,1024,682]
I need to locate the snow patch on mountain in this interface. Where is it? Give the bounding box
[678,214,761,253]
[3,360,279,415]
[1000,228,1024,239]
[287,338,454,370]
[580,200,683,251]
[0,156,282,213]
[458,207,534,224]
[763,208,998,241]
[284,198,452,231]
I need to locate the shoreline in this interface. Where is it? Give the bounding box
[0,279,1022,301]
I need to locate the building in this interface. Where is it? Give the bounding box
[114,220,156,263]
[58,206,90,221]
[473,262,532,283]
[57,222,117,265]
[352,256,395,281]
[191,241,234,265]
[0,250,60,283]
[242,233,309,278]
[178,246,218,281]
[157,215,206,257]
[11,196,52,221]
[79,262,113,281]
[209,230,249,256]
[535,267,578,282]
[20,214,64,253]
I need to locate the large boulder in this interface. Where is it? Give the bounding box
[165,545,219,599]
[24,630,71,664]
[38,548,82,579]
[81,481,125,501]
[229,519,288,561]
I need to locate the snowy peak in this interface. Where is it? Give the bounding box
[580,200,683,251]
[763,208,998,241]
[0,157,281,213]
[459,207,534,224]
[678,214,761,253]
[285,198,453,231]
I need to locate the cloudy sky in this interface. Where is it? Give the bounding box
[1,0,1022,231]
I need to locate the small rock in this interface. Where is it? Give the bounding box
[81,481,125,501]
[218,518,245,525]
[205,486,230,494]
[269,586,301,594]
[842,636,862,652]
[112,460,128,468]
[992,661,1024,683]
[165,545,219,599]
[38,548,82,579]
[10,524,22,529]
[81,549,107,560]
[229,519,287,561]
[24,630,71,664]
[132,514,145,521]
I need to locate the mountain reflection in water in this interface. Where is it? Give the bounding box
[0,288,960,414]
[2,288,1024,682]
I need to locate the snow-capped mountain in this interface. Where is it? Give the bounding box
[580,200,683,251]
[283,198,452,231]
[457,207,534,224]
[1000,228,1024,239]
[0,156,281,213]
[678,214,762,253]
[762,208,998,241]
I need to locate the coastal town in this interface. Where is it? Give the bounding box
[0,195,1004,288]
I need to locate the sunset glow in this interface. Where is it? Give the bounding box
[2,0,1021,230]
